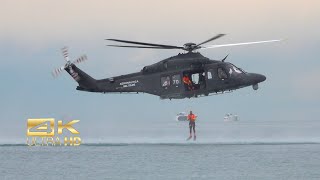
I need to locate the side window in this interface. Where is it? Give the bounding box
[218,68,228,79]
[161,76,170,87]
[207,69,214,80]
[172,74,181,85]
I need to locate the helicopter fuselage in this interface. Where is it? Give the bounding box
[68,52,266,99]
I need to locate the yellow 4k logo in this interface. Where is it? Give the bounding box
[27,118,81,146]
[27,118,80,136]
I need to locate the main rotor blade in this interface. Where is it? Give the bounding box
[196,34,226,47]
[201,39,282,49]
[106,39,183,49]
[107,45,181,49]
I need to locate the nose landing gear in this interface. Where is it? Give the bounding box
[252,84,259,90]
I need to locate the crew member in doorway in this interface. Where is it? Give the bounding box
[183,74,193,90]
[199,72,206,88]
[187,111,197,141]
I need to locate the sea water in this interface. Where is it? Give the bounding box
[1,143,320,180]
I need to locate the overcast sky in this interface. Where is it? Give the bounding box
[1,0,319,143]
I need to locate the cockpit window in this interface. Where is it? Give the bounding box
[229,63,246,74]
[232,66,243,74]
[218,68,228,79]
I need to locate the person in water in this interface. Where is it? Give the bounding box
[187,111,197,140]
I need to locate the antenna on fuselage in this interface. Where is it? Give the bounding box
[222,54,229,62]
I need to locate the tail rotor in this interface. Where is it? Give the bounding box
[52,66,65,77]
[52,47,88,77]
[74,55,88,64]
[61,46,70,62]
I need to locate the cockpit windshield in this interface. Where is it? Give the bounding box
[228,63,246,74]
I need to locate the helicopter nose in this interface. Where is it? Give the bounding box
[251,73,266,83]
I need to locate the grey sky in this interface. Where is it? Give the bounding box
[1,0,319,143]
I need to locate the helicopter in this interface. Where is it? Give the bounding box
[52,34,281,99]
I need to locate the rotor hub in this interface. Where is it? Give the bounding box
[183,43,198,52]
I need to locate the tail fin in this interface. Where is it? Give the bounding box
[65,64,98,90]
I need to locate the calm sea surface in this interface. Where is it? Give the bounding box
[1,143,320,180]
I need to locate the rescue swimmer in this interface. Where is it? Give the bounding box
[187,111,197,141]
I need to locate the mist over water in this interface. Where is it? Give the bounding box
[69,116,317,144]
[2,114,320,145]
[7,119,319,145]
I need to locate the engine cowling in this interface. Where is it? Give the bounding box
[252,84,259,90]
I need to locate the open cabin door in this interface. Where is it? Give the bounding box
[182,69,206,91]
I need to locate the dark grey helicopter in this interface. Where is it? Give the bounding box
[52,34,281,99]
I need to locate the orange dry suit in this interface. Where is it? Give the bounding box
[183,76,192,86]
[188,114,197,122]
